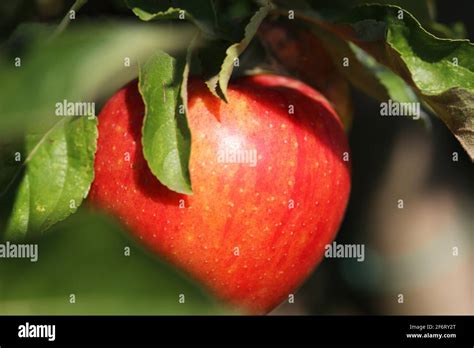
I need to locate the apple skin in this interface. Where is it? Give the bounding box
[89,74,351,314]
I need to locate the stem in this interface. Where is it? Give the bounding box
[50,0,88,40]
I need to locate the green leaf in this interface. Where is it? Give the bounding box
[310,26,390,102]
[314,0,465,39]
[348,42,417,103]
[0,211,229,314]
[288,4,474,159]
[360,0,465,39]
[126,0,217,38]
[3,117,98,240]
[309,0,435,24]
[344,5,474,158]
[312,26,423,120]
[349,42,432,125]
[139,51,192,195]
[0,22,194,137]
[213,3,272,101]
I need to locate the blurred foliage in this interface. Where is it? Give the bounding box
[0,211,228,314]
[0,21,194,137]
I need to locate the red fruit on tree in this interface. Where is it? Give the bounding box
[89,75,351,314]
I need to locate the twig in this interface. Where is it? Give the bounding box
[50,0,88,40]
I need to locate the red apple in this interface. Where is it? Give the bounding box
[89,74,351,314]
